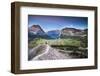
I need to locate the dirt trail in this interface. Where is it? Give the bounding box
[28,44,74,60]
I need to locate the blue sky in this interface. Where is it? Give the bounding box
[28,15,88,32]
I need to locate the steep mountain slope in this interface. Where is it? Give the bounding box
[28,25,49,41]
[61,27,86,38]
[28,25,45,35]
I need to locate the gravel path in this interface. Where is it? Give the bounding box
[28,44,74,60]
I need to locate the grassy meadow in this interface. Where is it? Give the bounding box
[28,38,81,48]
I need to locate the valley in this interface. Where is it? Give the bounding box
[28,25,88,60]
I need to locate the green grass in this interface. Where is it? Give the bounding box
[28,38,81,48]
[44,39,80,46]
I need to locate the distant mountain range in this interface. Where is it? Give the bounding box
[47,30,60,39]
[28,25,87,41]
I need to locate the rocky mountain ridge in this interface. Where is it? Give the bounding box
[28,25,87,41]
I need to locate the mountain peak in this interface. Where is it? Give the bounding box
[28,24,45,35]
[31,24,40,28]
[62,27,82,32]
